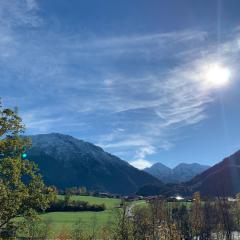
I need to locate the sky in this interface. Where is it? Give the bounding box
[0,0,240,169]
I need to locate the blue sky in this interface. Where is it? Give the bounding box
[1,0,240,168]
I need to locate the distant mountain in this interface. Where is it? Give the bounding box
[173,163,210,182]
[144,163,172,183]
[186,150,240,196]
[144,162,210,183]
[26,133,162,194]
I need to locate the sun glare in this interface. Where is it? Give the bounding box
[204,63,231,88]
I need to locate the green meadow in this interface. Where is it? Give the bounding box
[38,196,121,235]
[23,195,193,236]
[37,196,190,235]
[40,210,114,234]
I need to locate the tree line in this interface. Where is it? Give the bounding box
[99,193,240,240]
[46,194,105,212]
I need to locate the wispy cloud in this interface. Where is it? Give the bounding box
[21,111,63,133]
[129,146,155,169]
[130,159,152,170]
[0,1,240,167]
[0,0,41,27]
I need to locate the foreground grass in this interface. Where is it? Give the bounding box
[40,197,189,235]
[40,210,114,235]
[36,196,121,235]
[17,196,193,237]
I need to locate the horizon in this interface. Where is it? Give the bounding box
[1,0,240,169]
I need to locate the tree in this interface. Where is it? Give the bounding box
[20,217,53,240]
[148,198,182,240]
[112,200,133,240]
[189,192,204,239]
[0,100,56,236]
[202,199,215,240]
[215,196,234,240]
[235,193,240,230]
[172,204,190,239]
[131,205,151,240]
[149,198,165,240]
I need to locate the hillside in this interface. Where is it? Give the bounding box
[186,150,240,196]
[144,162,209,183]
[27,133,162,194]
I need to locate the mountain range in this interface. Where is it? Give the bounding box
[186,150,240,196]
[26,133,161,194]
[25,133,240,197]
[144,162,210,183]
[138,150,240,197]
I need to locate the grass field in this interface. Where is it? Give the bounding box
[40,210,115,234]
[38,196,190,235]
[18,196,192,237]
[38,195,121,235]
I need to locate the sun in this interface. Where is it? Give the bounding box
[204,63,231,88]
